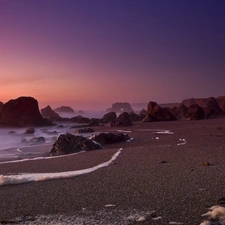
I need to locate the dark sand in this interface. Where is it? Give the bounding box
[0,119,225,224]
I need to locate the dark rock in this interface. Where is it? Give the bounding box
[116,112,133,126]
[8,131,17,135]
[41,105,60,119]
[0,101,3,113]
[174,104,188,120]
[139,108,147,116]
[28,137,46,145]
[129,112,143,122]
[71,115,91,123]
[75,128,95,134]
[204,97,225,119]
[143,101,176,122]
[90,132,130,145]
[54,106,75,114]
[106,102,134,113]
[87,118,100,126]
[0,96,53,127]
[101,112,117,123]
[186,104,204,120]
[49,133,102,156]
[25,127,35,134]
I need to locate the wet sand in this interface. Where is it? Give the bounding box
[0,119,225,224]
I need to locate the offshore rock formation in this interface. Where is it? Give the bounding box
[143,101,176,122]
[41,105,60,119]
[106,102,134,113]
[54,106,75,114]
[0,96,53,127]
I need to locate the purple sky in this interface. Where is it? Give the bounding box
[0,0,225,110]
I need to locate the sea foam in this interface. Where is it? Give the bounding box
[0,148,122,186]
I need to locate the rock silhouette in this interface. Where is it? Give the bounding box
[0,96,53,127]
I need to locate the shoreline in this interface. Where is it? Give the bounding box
[0,119,225,224]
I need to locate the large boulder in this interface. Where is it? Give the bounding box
[89,132,130,145]
[116,112,133,126]
[0,96,53,127]
[49,133,102,156]
[204,97,225,119]
[106,102,134,113]
[101,112,117,123]
[41,105,60,119]
[143,101,176,122]
[186,104,204,120]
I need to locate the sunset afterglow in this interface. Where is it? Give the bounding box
[0,0,225,110]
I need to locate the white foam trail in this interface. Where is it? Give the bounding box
[177,138,187,146]
[0,148,122,186]
[154,130,174,134]
[117,130,132,133]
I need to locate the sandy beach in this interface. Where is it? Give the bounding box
[0,119,225,224]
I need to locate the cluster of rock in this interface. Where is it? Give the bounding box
[1,96,225,128]
[49,132,130,156]
[171,97,225,120]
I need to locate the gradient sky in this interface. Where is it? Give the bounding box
[0,0,225,110]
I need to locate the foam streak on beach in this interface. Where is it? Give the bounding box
[0,148,122,186]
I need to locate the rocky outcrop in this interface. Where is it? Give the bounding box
[101,112,117,123]
[89,133,130,145]
[116,112,133,126]
[75,128,95,134]
[49,133,102,156]
[71,115,91,123]
[41,105,60,119]
[143,101,176,122]
[173,104,189,120]
[129,112,142,122]
[54,106,75,114]
[139,109,147,116]
[186,104,204,120]
[0,96,53,127]
[106,102,134,113]
[87,118,100,126]
[106,112,133,127]
[204,97,225,119]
